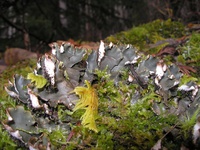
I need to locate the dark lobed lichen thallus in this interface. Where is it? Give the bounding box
[3,41,200,149]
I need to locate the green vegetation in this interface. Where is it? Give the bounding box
[180,74,198,86]
[57,69,180,149]
[27,73,48,89]
[0,19,200,149]
[95,70,178,149]
[178,33,200,66]
[106,19,185,53]
[0,59,36,116]
[0,59,36,149]
[181,107,200,139]
[72,80,98,132]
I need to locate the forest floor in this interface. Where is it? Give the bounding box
[1,19,200,150]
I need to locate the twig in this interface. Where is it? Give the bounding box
[128,64,148,89]
[0,13,48,44]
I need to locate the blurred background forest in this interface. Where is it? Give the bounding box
[0,0,199,53]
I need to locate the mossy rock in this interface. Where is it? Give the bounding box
[1,20,200,150]
[105,19,185,54]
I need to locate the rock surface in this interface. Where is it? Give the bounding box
[4,48,37,65]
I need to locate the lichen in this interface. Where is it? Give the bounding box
[1,20,200,149]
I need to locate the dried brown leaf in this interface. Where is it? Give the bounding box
[178,64,196,75]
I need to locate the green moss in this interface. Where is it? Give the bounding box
[0,126,21,150]
[96,129,114,150]
[179,74,198,85]
[181,107,200,139]
[57,105,73,122]
[92,70,178,149]
[177,55,186,64]
[49,129,68,147]
[179,33,200,66]
[106,19,185,54]
[27,73,48,89]
[116,87,177,149]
